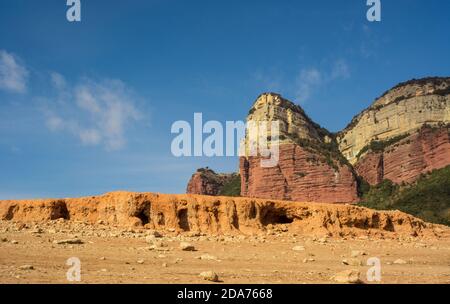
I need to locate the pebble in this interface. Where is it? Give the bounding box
[200,271,219,282]
[196,254,220,261]
[393,259,408,265]
[19,265,34,270]
[342,259,363,266]
[180,242,196,251]
[53,238,84,245]
[351,250,367,258]
[333,270,361,284]
[292,245,305,252]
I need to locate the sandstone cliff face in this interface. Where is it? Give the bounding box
[1,192,447,238]
[338,77,450,164]
[186,168,237,196]
[355,125,450,185]
[188,77,450,203]
[239,93,359,203]
[240,144,358,203]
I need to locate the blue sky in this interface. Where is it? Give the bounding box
[1,0,449,199]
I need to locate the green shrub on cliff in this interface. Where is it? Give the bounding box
[218,174,241,197]
[356,133,410,160]
[359,166,450,226]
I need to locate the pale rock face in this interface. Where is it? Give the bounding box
[246,93,324,145]
[338,77,450,164]
[240,93,359,204]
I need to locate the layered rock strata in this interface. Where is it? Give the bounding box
[239,93,359,203]
[1,192,447,238]
[187,168,237,196]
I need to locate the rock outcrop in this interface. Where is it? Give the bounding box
[186,168,238,196]
[239,93,359,204]
[338,77,450,164]
[187,77,450,203]
[1,192,448,238]
[354,125,450,185]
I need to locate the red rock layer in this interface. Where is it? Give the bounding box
[240,144,359,203]
[355,126,450,185]
[1,192,447,238]
[186,172,220,195]
[186,169,236,196]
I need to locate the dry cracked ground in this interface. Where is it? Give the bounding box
[1,220,450,284]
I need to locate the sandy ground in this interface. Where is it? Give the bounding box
[1,220,449,284]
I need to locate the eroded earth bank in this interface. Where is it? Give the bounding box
[1,192,449,284]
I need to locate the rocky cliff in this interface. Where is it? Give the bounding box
[354,125,450,185]
[239,93,359,203]
[338,77,450,164]
[187,77,450,204]
[186,168,239,196]
[1,192,447,238]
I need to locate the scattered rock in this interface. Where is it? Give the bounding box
[351,250,367,258]
[19,265,34,270]
[99,257,106,261]
[53,238,84,245]
[200,271,219,282]
[292,245,305,252]
[11,240,18,244]
[302,258,315,263]
[342,259,362,266]
[180,242,196,251]
[137,259,145,264]
[146,230,163,238]
[147,239,168,248]
[393,259,408,265]
[30,228,43,234]
[318,237,328,244]
[333,270,362,284]
[197,254,220,261]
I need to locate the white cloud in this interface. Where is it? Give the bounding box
[45,75,142,150]
[0,50,29,94]
[331,60,350,80]
[295,68,322,102]
[50,72,67,90]
[295,59,351,104]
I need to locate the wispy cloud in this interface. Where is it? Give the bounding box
[295,68,322,102]
[44,74,142,150]
[0,50,29,94]
[331,59,350,80]
[253,69,283,92]
[295,59,350,103]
